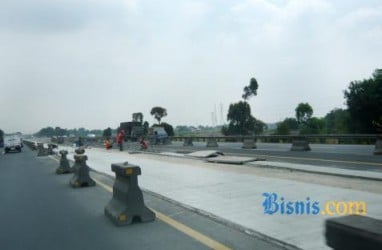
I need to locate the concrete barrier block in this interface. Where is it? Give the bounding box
[56,150,73,174]
[183,138,193,146]
[23,141,37,150]
[70,149,95,188]
[290,136,311,151]
[37,143,49,156]
[374,136,382,155]
[242,139,257,149]
[325,215,382,250]
[206,138,218,147]
[105,162,155,226]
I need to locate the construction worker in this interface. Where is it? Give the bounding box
[117,130,125,151]
[140,137,148,150]
[104,139,112,149]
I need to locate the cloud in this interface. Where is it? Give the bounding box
[1,0,382,133]
[0,0,135,33]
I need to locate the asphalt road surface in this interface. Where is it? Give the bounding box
[0,147,290,250]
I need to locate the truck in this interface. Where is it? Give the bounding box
[0,129,3,148]
[119,122,144,142]
[148,126,169,145]
[4,134,23,153]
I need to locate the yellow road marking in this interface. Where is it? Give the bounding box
[49,156,59,161]
[49,156,231,250]
[94,178,113,192]
[94,179,231,250]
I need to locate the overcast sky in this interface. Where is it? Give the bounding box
[1,0,381,133]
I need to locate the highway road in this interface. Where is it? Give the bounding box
[0,147,288,250]
[30,136,382,172]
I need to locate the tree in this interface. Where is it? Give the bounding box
[275,118,299,135]
[143,121,149,136]
[150,107,167,124]
[242,77,259,100]
[161,122,174,136]
[254,119,267,134]
[36,127,55,137]
[54,127,67,136]
[324,108,350,134]
[300,117,325,134]
[222,101,256,135]
[275,121,290,135]
[344,69,382,133]
[132,112,143,124]
[295,103,313,124]
[77,127,87,137]
[103,127,112,138]
[175,126,192,135]
[89,129,102,136]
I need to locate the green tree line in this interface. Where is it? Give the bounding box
[276,69,382,135]
[36,127,105,137]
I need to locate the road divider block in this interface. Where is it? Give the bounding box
[206,138,218,147]
[47,144,57,155]
[70,149,95,188]
[105,162,155,226]
[23,140,37,150]
[325,215,382,250]
[242,139,257,149]
[290,136,311,151]
[183,138,194,146]
[37,143,50,156]
[374,135,382,155]
[56,150,73,174]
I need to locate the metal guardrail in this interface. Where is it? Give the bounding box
[24,134,382,155]
[26,134,379,144]
[171,134,381,154]
[170,134,378,142]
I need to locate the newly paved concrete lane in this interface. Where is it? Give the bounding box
[152,142,382,172]
[0,148,284,250]
[65,146,382,250]
[180,142,375,156]
[57,139,382,171]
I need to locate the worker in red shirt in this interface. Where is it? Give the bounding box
[140,137,148,150]
[117,130,125,151]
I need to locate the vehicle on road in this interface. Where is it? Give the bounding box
[119,121,144,142]
[4,134,23,153]
[0,129,4,148]
[149,126,169,145]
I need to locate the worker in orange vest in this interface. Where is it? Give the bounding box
[104,139,112,149]
[117,130,125,151]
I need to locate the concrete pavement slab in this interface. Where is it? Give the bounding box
[207,155,258,164]
[56,146,382,250]
[249,161,382,181]
[187,150,224,158]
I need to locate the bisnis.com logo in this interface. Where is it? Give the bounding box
[262,193,367,216]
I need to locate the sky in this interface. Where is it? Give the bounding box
[1,0,381,133]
